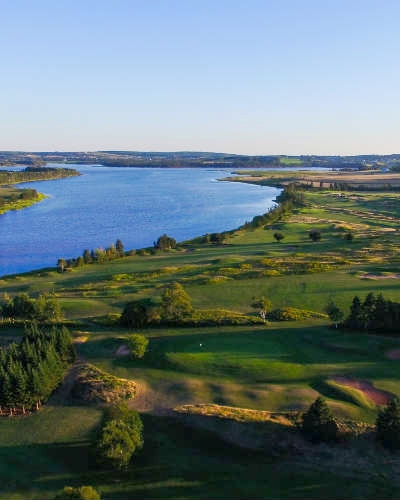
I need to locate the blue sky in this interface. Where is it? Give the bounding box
[1,0,399,154]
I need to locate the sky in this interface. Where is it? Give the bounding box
[1,0,399,155]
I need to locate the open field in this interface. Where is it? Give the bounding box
[229,169,400,189]
[2,177,400,498]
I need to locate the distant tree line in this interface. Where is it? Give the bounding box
[0,323,74,415]
[57,233,182,272]
[1,293,63,322]
[57,239,125,271]
[0,167,79,185]
[243,184,305,229]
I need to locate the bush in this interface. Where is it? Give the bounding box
[128,334,149,359]
[95,405,144,470]
[54,485,101,499]
[269,307,327,321]
[376,397,400,450]
[309,229,321,242]
[301,397,338,443]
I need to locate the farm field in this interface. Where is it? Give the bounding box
[2,174,400,498]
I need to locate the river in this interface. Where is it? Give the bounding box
[0,165,281,276]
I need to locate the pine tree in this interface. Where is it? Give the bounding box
[376,398,400,450]
[115,239,124,257]
[301,397,338,443]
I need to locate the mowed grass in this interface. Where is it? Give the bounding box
[77,323,400,422]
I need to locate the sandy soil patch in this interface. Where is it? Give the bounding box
[115,344,131,357]
[73,336,88,344]
[386,349,400,360]
[332,376,393,405]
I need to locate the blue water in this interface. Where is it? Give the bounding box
[0,165,281,276]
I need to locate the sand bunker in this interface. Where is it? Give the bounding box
[115,344,131,357]
[332,376,393,405]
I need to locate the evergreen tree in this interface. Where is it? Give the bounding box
[115,239,124,257]
[83,249,92,264]
[376,397,400,450]
[301,397,338,443]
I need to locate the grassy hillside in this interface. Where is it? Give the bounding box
[2,176,400,498]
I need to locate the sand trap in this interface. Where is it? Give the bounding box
[331,376,393,405]
[115,344,131,357]
[386,349,400,360]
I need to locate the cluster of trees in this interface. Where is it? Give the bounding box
[95,404,144,470]
[244,184,305,229]
[344,293,400,333]
[1,293,63,322]
[57,239,125,272]
[120,282,193,328]
[154,234,177,250]
[202,232,227,244]
[0,323,74,415]
[302,396,400,451]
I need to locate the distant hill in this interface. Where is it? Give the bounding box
[1,150,400,170]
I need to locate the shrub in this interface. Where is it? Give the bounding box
[128,334,149,359]
[54,485,101,499]
[269,307,327,321]
[376,397,400,450]
[301,397,338,443]
[309,229,321,242]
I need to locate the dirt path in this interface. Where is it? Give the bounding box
[332,376,393,405]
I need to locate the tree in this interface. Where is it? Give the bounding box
[35,293,63,322]
[119,299,158,329]
[160,282,193,322]
[95,406,144,470]
[57,258,67,273]
[96,419,136,470]
[344,231,354,241]
[115,239,124,257]
[155,234,177,250]
[54,485,101,499]
[273,232,284,243]
[325,300,344,328]
[376,397,400,450]
[309,230,321,242]
[128,334,149,359]
[83,249,92,264]
[251,296,272,322]
[301,397,338,443]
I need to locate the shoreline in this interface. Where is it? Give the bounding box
[0,192,47,216]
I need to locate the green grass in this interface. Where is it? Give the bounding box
[2,183,400,498]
